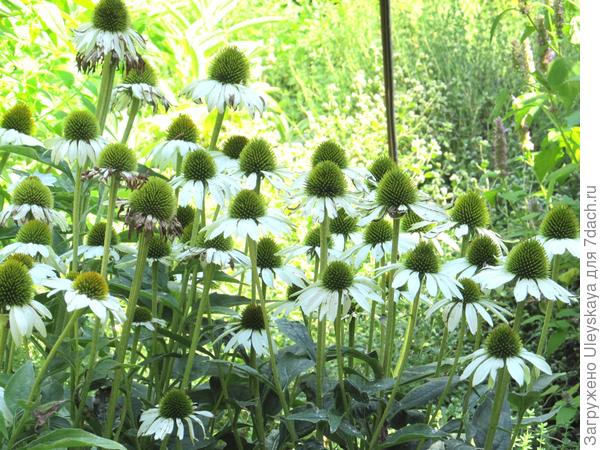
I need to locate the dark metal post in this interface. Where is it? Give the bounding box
[379,0,398,162]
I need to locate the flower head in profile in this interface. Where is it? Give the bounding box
[536,205,579,258]
[148,115,204,170]
[473,239,573,303]
[330,209,361,250]
[182,46,265,115]
[0,103,43,147]
[180,231,248,269]
[443,235,502,279]
[426,278,510,335]
[138,389,213,441]
[4,253,57,285]
[211,135,248,171]
[83,142,144,189]
[233,137,290,191]
[367,155,395,189]
[218,304,270,356]
[132,306,166,331]
[278,226,336,262]
[0,176,67,230]
[203,189,290,242]
[74,0,145,73]
[51,110,107,167]
[461,324,551,386]
[0,259,52,346]
[345,219,394,267]
[43,271,125,324]
[64,222,120,263]
[0,220,64,270]
[243,237,307,288]
[377,241,462,301]
[112,63,171,113]
[295,260,382,321]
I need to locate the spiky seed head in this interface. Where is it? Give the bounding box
[305,161,347,198]
[364,220,393,246]
[450,191,490,229]
[369,156,395,183]
[486,324,522,359]
[198,231,233,251]
[159,389,193,419]
[166,115,198,143]
[16,220,52,245]
[63,110,99,142]
[129,176,176,221]
[98,143,136,172]
[311,140,347,169]
[540,205,578,240]
[181,223,193,243]
[330,210,358,237]
[229,189,266,220]
[222,135,248,160]
[176,206,195,229]
[12,176,53,208]
[2,103,33,135]
[147,235,171,259]
[0,260,33,308]
[86,222,118,247]
[256,237,282,269]
[208,46,250,85]
[304,227,331,249]
[73,272,108,300]
[287,284,302,300]
[240,304,265,330]
[123,64,157,86]
[5,253,35,270]
[238,138,276,175]
[506,239,549,279]
[458,278,482,303]
[400,210,432,232]
[183,150,216,182]
[66,271,79,281]
[405,241,439,274]
[322,261,354,292]
[133,306,153,323]
[376,168,417,209]
[466,235,500,269]
[93,0,130,32]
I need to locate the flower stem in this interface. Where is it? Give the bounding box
[76,317,102,426]
[536,255,560,357]
[513,302,525,331]
[483,366,509,450]
[369,281,422,450]
[148,261,160,402]
[457,318,482,438]
[97,53,117,133]
[100,175,119,278]
[335,294,350,416]
[71,164,83,272]
[208,111,225,152]
[0,314,7,370]
[120,98,140,145]
[382,217,400,375]
[103,231,151,437]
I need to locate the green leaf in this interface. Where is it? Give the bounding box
[381,424,447,447]
[489,8,517,43]
[0,145,71,176]
[533,145,562,182]
[398,376,461,410]
[22,428,126,450]
[276,318,316,360]
[471,391,511,450]
[5,361,34,412]
[287,407,343,433]
[521,408,559,425]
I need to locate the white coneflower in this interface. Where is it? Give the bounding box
[0,103,43,147]
[426,278,510,335]
[278,226,338,262]
[138,389,212,441]
[0,176,67,231]
[218,304,270,356]
[180,232,248,269]
[0,260,51,346]
[82,142,143,189]
[461,324,551,386]
[367,155,395,190]
[43,272,125,324]
[182,46,265,116]
[295,260,382,321]
[112,64,171,113]
[244,237,307,288]
[377,241,462,301]
[116,234,174,269]
[0,220,64,270]
[536,205,580,258]
[233,137,289,191]
[473,239,574,303]
[359,167,447,225]
[50,110,107,167]
[171,150,236,208]
[345,219,394,267]
[4,253,57,285]
[62,222,120,263]
[132,306,166,331]
[211,135,248,172]
[329,209,362,250]
[149,115,203,170]
[204,189,290,242]
[73,0,144,73]
[443,235,502,279]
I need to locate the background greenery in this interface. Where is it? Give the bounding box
[0,0,580,448]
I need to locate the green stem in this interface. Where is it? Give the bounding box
[457,318,482,438]
[103,231,151,437]
[369,281,422,450]
[0,315,7,370]
[249,350,266,448]
[120,98,140,145]
[483,367,509,450]
[382,217,400,375]
[348,311,356,369]
[100,176,119,278]
[513,302,525,331]
[335,294,350,416]
[148,261,160,402]
[71,164,83,272]
[536,255,560,357]
[97,53,116,133]
[208,111,225,152]
[76,317,102,425]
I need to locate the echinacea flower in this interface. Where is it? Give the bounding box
[426,278,510,334]
[138,389,213,441]
[234,137,289,191]
[367,155,395,189]
[43,271,125,324]
[132,306,166,331]
[0,176,67,230]
[473,239,573,303]
[310,140,373,192]
[204,189,290,241]
[180,232,248,269]
[536,205,580,258]
[211,135,248,172]
[0,220,64,271]
[329,209,361,250]
[0,103,43,147]
[182,46,265,115]
[112,64,171,113]
[50,110,107,167]
[73,0,144,73]
[244,236,307,288]
[148,115,203,170]
[443,235,502,279]
[5,253,57,285]
[0,260,52,346]
[345,219,394,267]
[377,241,462,301]
[461,324,551,386]
[295,260,383,321]
[171,150,236,208]
[62,222,120,263]
[83,142,143,189]
[278,226,336,261]
[218,304,270,356]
